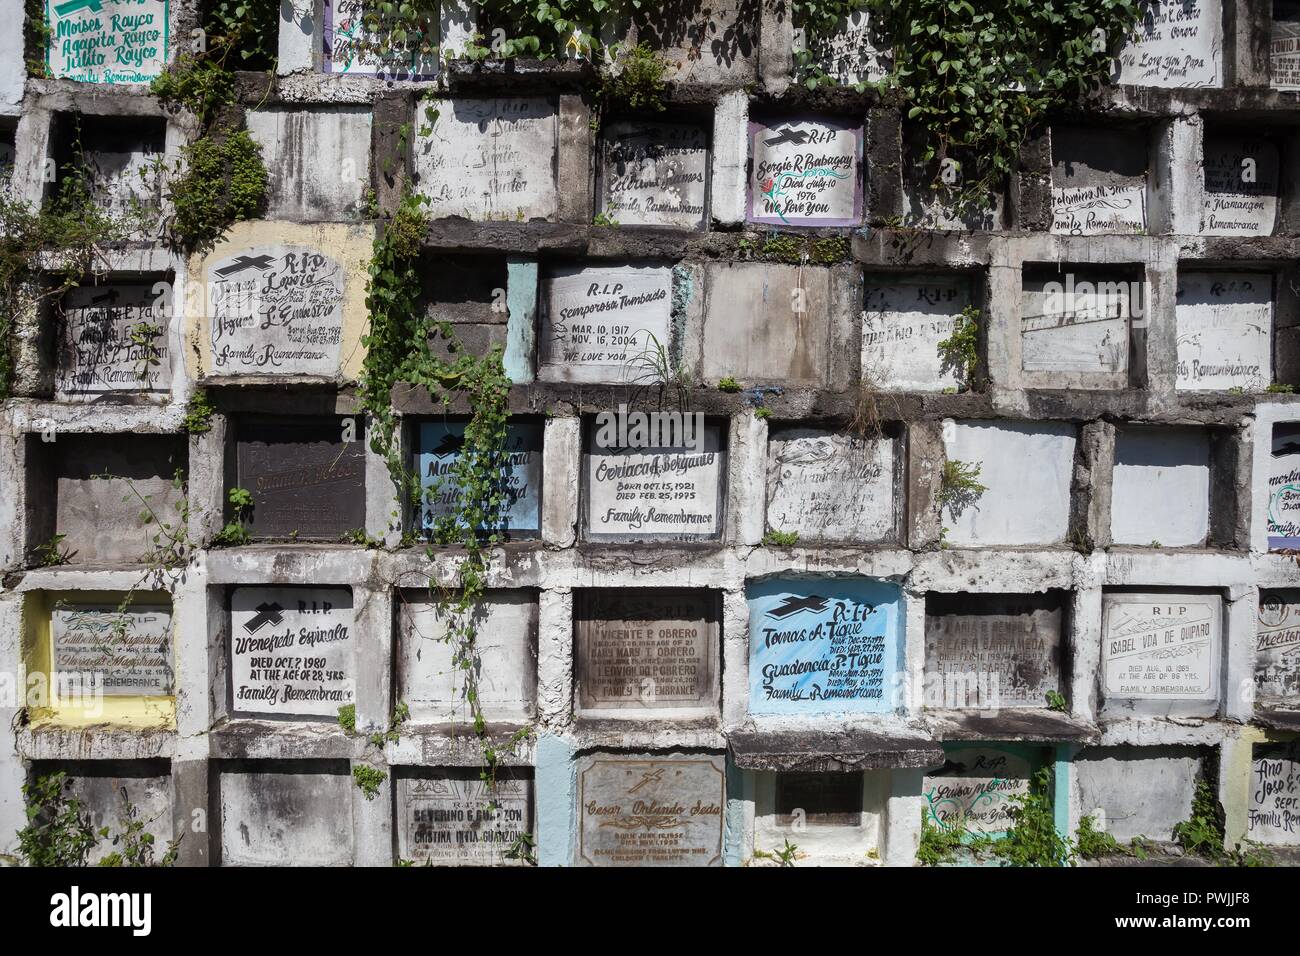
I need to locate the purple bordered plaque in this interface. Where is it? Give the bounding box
[747,115,863,227]
[321,0,440,79]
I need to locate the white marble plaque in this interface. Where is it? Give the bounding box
[766,429,895,543]
[1249,744,1300,845]
[1102,595,1220,701]
[585,424,724,540]
[1273,4,1300,90]
[1115,0,1222,88]
[1202,137,1279,236]
[1175,272,1271,391]
[398,589,537,723]
[56,283,169,398]
[748,116,861,226]
[230,587,356,718]
[208,246,344,377]
[1021,275,1134,375]
[399,774,531,865]
[1257,592,1300,700]
[45,0,169,84]
[861,277,970,391]
[600,121,708,229]
[415,98,558,221]
[539,264,672,384]
[52,602,173,697]
[1051,183,1147,235]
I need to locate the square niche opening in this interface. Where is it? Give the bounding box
[24,590,175,726]
[581,415,727,543]
[1111,426,1213,547]
[765,423,902,545]
[573,588,721,720]
[1020,265,1147,389]
[752,771,885,864]
[213,759,354,866]
[1268,421,1300,550]
[52,273,172,401]
[397,586,538,725]
[396,768,533,866]
[0,117,15,186]
[230,416,367,541]
[418,252,510,364]
[1175,271,1273,392]
[923,592,1067,712]
[1201,127,1282,236]
[1073,746,1209,845]
[48,113,165,219]
[1050,124,1152,235]
[900,122,1005,230]
[25,432,186,566]
[597,118,710,230]
[861,272,983,392]
[30,760,174,865]
[407,416,542,540]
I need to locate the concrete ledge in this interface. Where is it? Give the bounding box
[923,709,1100,744]
[17,725,176,761]
[729,729,943,772]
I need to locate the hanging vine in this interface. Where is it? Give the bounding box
[360,192,521,786]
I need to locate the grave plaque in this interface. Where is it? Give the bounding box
[230,587,356,718]
[208,246,345,377]
[51,602,173,697]
[574,589,718,714]
[398,773,532,865]
[1051,182,1146,235]
[416,421,542,536]
[923,747,1032,835]
[56,282,169,398]
[861,276,971,391]
[1175,272,1272,391]
[576,754,725,867]
[416,98,558,221]
[600,121,708,229]
[1101,593,1220,702]
[55,767,173,865]
[1257,592,1300,701]
[1202,137,1279,236]
[236,419,366,539]
[584,421,725,541]
[748,116,862,227]
[45,0,169,84]
[539,264,673,384]
[322,0,439,77]
[803,11,890,86]
[1273,2,1300,90]
[1020,274,1134,376]
[82,137,162,220]
[1249,743,1300,846]
[1268,422,1300,550]
[1115,0,1222,88]
[1050,127,1147,235]
[747,578,905,717]
[766,428,896,543]
[398,589,537,723]
[924,594,1064,710]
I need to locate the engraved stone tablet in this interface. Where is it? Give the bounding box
[923,747,1032,835]
[1202,137,1279,236]
[539,263,673,384]
[398,589,537,723]
[861,276,971,391]
[600,121,708,229]
[576,754,725,867]
[924,594,1064,709]
[56,282,169,398]
[1175,272,1272,391]
[574,589,719,714]
[416,420,542,535]
[398,772,532,865]
[230,587,356,718]
[52,602,173,696]
[45,0,169,84]
[747,577,905,717]
[415,98,558,221]
[1101,593,1220,702]
[1273,2,1300,90]
[766,428,896,543]
[748,116,862,227]
[208,247,345,377]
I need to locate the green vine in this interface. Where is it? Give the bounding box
[17,772,178,867]
[936,305,979,388]
[360,191,518,787]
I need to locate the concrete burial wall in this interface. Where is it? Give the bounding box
[1,0,1299,868]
